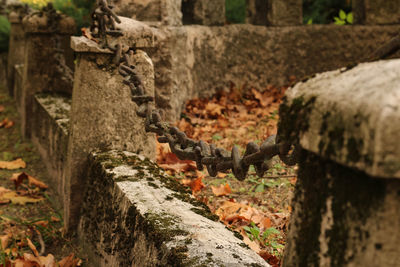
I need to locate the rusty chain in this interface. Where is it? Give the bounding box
[88,0,300,180]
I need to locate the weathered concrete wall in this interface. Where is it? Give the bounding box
[31,93,70,202]
[0,53,6,89]
[353,0,400,25]
[66,36,156,230]
[182,0,225,26]
[146,24,400,121]
[7,11,26,96]
[112,0,182,26]
[20,13,75,137]
[79,151,269,267]
[278,59,400,266]
[283,150,400,267]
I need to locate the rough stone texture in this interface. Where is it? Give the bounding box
[79,151,270,267]
[7,11,25,96]
[31,93,70,202]
[145,24,400,122]
[20,13,75,137]
[65,43,156,230]
[353,0,400,25]
[109,17,156,48]
[182,0,225,26]
[283,150,400,267]
[112,0,182,26]
[267,0,302,26]
[278,59,400,179]
[13,64,23,112]
[246,0,268,25]
[0,53,6,89]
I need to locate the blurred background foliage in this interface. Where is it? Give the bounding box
[303,0,352,24]
[0,15,10,52]
[1,0,354,52]
[225,0,352,24]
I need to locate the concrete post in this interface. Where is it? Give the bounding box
[279,59,400,266]
[182,0,225,26]
[246,0,268,25]
[353,0,400,25]
[267,0,302,26]
[112,0,182,26]
[20,12,75,138]
[7,9,27,96]
[65,18,157,230]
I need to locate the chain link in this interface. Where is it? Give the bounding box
[88,0,299,180]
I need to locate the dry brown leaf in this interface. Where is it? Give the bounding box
[1,234,11,249]
[39,254,56,267]
[0,158,26,170]
[2,192,44,205]
[59,253,81,267]
[27,237,39,257]
[11,172,48,190]
[4,120,14,128]
[34,220,49,228]
[0,105,4,112]
[28,175,48,189]
[81,27,98,43]
[11,172,28,189]
[50,216,60,222]
[205,102,223,117]
[211,183,232,197]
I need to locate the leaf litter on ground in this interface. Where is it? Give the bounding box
[156,85,296,266]
[0,89,83,266]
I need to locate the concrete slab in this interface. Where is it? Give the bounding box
[31,93,70,200]
[278,59,400,178]
[79,150,270,267]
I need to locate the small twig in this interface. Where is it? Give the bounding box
[35,229,45,256]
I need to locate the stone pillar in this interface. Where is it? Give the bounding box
[7,9,27,96]
[182,0,225,26]
[267,0,302,26]
[20,12,75,138]
[246,0,268,25]
[353,0,400,25]
[65,17,157,230]
[278,59,400,266]
[112,0,182,26]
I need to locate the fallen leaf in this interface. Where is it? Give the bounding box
[82,27,98,43]
[0,186,11,204]
[0,234,11,249]
[0,158,26,170]
[11,172,28,189]
[211,183,232,197]
[34,220,49,228]
[59,253,81,267]
[28,175,48,189]
[4,120,14,128]
[39,254,56,267]
[50,216,60,222]
[181,173,205,193]
[27,237,39,257]
[259,250,280,267]
[0,105,4,112]
[11,172,48,190]
[2,192,44,205]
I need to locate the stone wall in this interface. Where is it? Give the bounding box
[146,24,400,121]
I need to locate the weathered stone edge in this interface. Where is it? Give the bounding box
[78,150,270,267]
[278,59,400,178]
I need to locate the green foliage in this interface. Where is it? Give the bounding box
[0,15,10,52]
[53,0,94,33]
[226,0,246,24]
[243,222,283,253]
[333,9,353,25]
[303,0,352,24]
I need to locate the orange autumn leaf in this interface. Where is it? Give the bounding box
[58,253,81,267]
[1,234,11,250]
[0,158,26,170]
[190,176,205,192]
[211,183,232,197]
[11,172,48,190]
[4,120,14,128]
[0,105,4,112]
